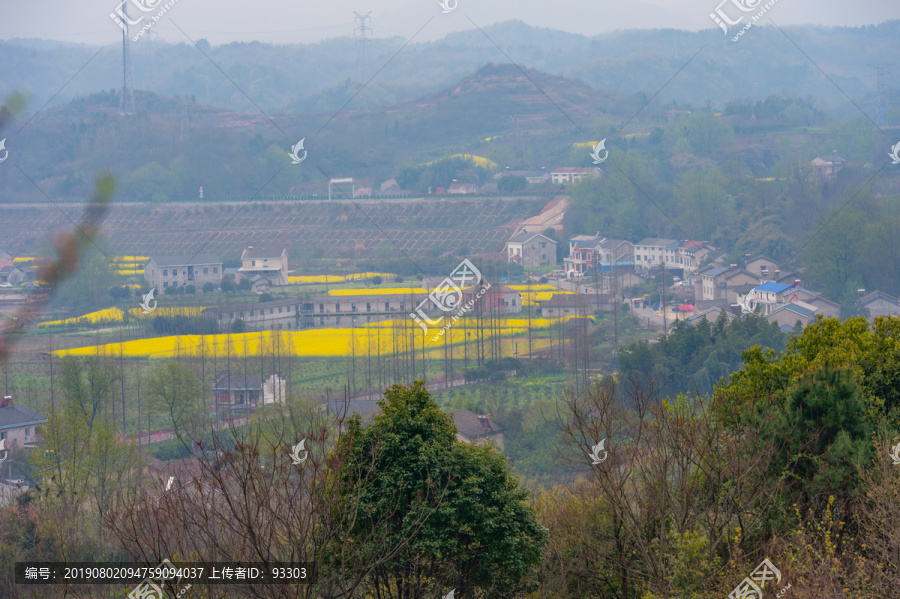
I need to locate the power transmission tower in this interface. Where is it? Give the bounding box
[119,1,136,115]
[867,63,893,125]
[353,11,373,83]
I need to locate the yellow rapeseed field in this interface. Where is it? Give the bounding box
[289,272,397,284]
[508,285,561,291]
[424,154,498,169]
[41,306,205,326]
[52,317,577,359]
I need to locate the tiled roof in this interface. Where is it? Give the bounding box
[0,405,47,429]
[452,409,503,439]
[241,248,286,260]
[508,231,554,244]
[771,303,815,318]
[149,254,221,267]
[636,238,678,247]
[860,290,899,305]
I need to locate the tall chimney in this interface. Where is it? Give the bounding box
[858,288,866,298]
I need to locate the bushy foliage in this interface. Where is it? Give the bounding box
[617,311,787,398]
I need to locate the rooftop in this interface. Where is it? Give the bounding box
[0,405,47,430]
[149,253,221,268]
[508,231,555,244]
[241,247,287,260]
[452,409,503,440]
[755,282,793,294]
[636,238,678,248]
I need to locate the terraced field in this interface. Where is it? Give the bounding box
[0,195,552,258]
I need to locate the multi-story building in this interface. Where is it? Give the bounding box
[634,238,682,271]
[505,231,557,268]
[550,167,600,185]
[0,398,46,450]
[564,234,633,277]
[144,254,223,291]
[238,247,289,286]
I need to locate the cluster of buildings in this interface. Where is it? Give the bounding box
[143,246,289,293]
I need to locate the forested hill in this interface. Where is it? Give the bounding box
[3,19,898,115]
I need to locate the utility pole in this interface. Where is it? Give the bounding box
[661,261,667,336]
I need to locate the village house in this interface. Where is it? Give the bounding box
[766,301,819,328]
[677,241,713,276]
[451,409,505,450]
[505,231,558,268]
[447,182,479,194]
[744,255,780,278]
[238,247,289,286]
[810,150,846,180]
[859,290,900,321]
[564,234,634,278]
[696,264,762,302]
[550,167,600,185]
[634,238,682,271]
[495,170,550,185]
[0,397,47,450]
[0,265,25,285]
[144,253,223,290]
[461,284,523,315]
[538,293,619,317]
[211,372,287,412]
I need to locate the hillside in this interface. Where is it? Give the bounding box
[0,196,549,259]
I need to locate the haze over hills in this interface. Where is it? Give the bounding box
[1,19,898,117]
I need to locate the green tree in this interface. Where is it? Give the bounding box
[146,360,204,433]
[332,382,546,596]
[58,354,121,430]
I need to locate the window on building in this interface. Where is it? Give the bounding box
[204,268,208,274]
[269,308,274,314]
[319,303,324,312]
[213,267,218,274]
[172,281,178,287]
[163,269,168,276]
[25,428,30,437]
[278,307,282,313]
[0,432,5,440]
[163,282,168,288]
[352,304,358,312]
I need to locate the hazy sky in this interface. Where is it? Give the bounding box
[2,0,899,46]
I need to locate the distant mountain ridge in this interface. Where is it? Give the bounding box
[1,19,897,117]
